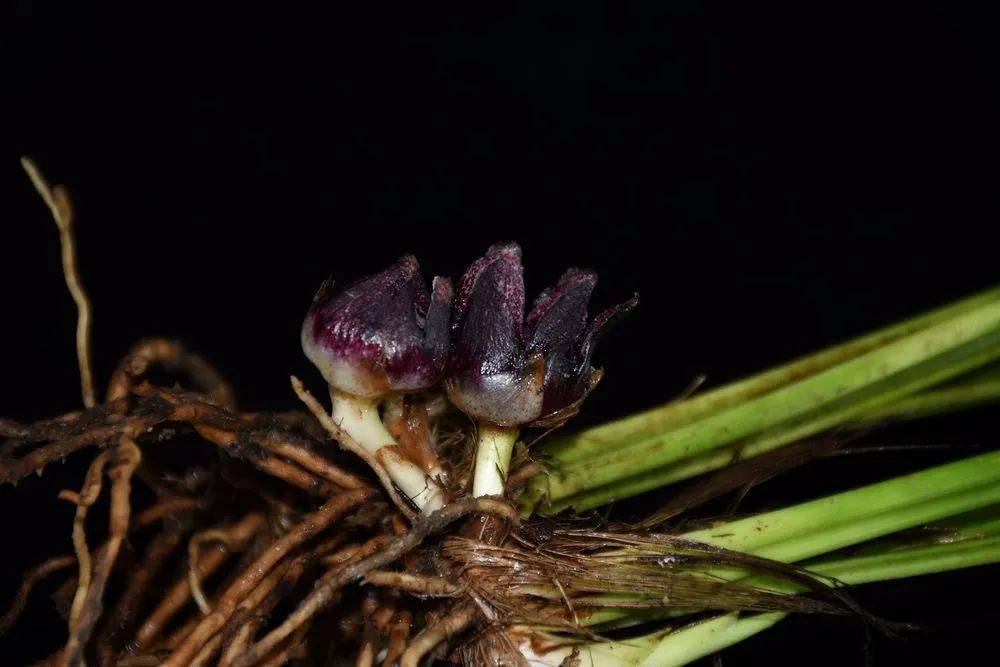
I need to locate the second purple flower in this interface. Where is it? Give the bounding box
[446,242,637,428]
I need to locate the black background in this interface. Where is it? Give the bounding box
[2,2,998,664]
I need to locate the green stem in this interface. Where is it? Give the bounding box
[856,374,1000,424]
[638,612,783,667]
[544,287,1000,465]
[579,454,1000,629]
[514,457,1000,663]
[682,450,1000,563]
[530,532,1000,666]
[638,533,1000,666]
[524,297,1000,513]
[541,339,1000,513]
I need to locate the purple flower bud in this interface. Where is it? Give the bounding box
[446,243,637,427]
[302,256,453,397]
[527,269,639,425]
[445,242,543,426]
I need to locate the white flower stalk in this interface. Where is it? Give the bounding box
[330,390,444,512]
[471,424,519,497]
[302,256,453,515]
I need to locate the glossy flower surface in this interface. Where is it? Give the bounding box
[446,243,637,426]
[302,256,452,397]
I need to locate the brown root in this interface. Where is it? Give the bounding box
[0,556,75,638]
[383,610,413,667]
[364,570,463,598]
[130,513,266,654]
[63,438,142,666]
[96,528,186,665]
[63,451,110,642]
[399,600,478,667]
[231,497,516,667]
[163,488,374,665]
[217,557,308,667]
[106,338,236,410]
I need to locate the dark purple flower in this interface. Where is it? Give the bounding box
[527,268,638,422]
[302,256,453,397]
[446,242,637,427]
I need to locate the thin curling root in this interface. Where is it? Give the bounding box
[21,157,96,408]
[62,452,110,635]
[63,438,142,666]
